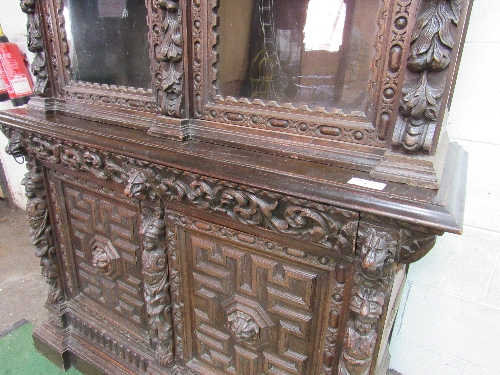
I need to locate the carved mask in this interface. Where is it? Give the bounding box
[359,228,395,277]
[349,285,385,323]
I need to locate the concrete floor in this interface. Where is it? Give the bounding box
[0,199,47,333]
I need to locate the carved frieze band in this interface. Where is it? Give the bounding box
[1,126,370,258]
[3,131,64,313]
[124,166,359,253]
[20,0,50,96]
[68,313,149,372]
[393,0,465,152]
[156,0,184,117]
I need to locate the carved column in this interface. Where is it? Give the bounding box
[3,129,64,327]
[124,168,175,368]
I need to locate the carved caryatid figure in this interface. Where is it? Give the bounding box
[157,0,184,117]
[141,212,174,367]
[339,285,385,375]
[22,170,63,304]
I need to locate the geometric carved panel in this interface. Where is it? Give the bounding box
[63,184,146,326]
[169,212,348,375]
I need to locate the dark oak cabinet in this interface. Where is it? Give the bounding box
[1,0,471,374]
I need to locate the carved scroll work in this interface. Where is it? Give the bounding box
[122,165,359,254]
[338,223,437,375]
[156,0,184,117]
[393,0,464,152]
[4,131,63,321]
[21,0,50,96]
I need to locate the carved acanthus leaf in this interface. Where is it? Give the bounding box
[393,0,464,153]
[409,0,463,72]
[401,72,443,121]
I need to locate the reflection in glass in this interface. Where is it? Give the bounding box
[217,0,379,113]
[64,0,150,89]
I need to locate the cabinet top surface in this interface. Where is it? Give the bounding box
[0,108,467,234]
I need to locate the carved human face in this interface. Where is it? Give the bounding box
[354,320,373,335]
[349,286,384,322]
[92,248,111,274]
[361,243,388,274]
[124,170,147,199]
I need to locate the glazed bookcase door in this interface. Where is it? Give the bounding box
[166,209,356,374]
[22,0,189,129]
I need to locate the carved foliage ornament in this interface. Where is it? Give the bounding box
[20,0,50,96]
[156,0,184,117]
[394,0,464,152]
[124,166,358,253]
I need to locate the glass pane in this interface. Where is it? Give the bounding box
[64,0,150,89]
[217,0,379,113]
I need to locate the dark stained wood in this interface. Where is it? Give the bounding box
[0,1,471,374]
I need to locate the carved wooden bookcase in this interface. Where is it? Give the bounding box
[1,0,470,374]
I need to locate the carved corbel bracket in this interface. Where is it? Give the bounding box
[21,0,50,96]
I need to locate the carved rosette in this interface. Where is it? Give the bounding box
[393,0,464,152]
[156,0,184,117]
[3,130,64,317]
[21,0,50,96]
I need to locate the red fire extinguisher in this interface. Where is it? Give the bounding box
[0,25,34,106]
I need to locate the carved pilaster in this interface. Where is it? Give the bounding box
[3,130,64,327]
[124,169,175,368]
[393,0,465,152]
[339,225,397,375]
[21,0,50,96]
[339,216,438,375]
[156,0,184,117]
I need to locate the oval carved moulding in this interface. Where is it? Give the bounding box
[192,0,415,148]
